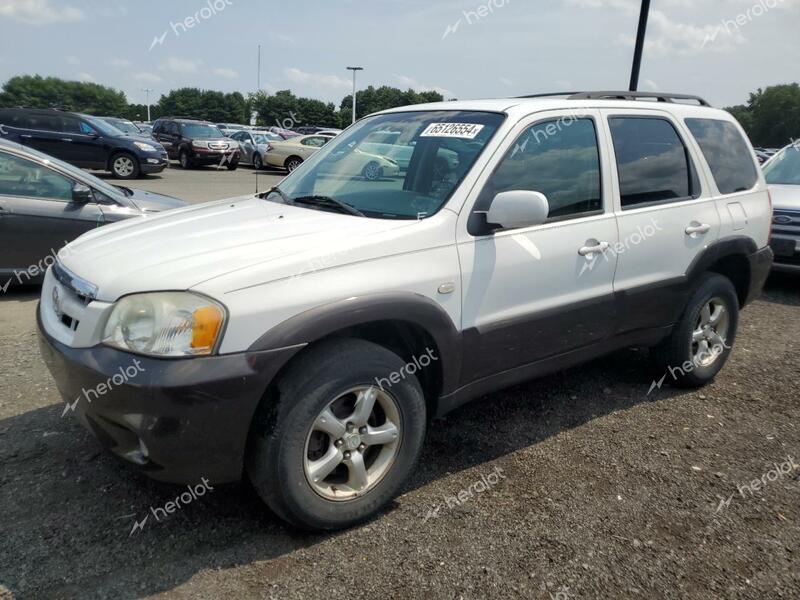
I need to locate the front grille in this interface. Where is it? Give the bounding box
[773,209,800,239]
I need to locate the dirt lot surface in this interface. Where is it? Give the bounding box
[0,270,797,600]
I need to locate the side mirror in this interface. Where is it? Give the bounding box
[72,183,93,204]
[484,190,549,230]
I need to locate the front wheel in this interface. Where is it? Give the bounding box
[650,273,739,388]
[110,153,140,179]
[253,153,263,170]
[362,161,383,181]
[246,338,427,530]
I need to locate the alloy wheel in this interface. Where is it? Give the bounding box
[691,296,730,367]
[113,156,135,177]
[303,386,401,501]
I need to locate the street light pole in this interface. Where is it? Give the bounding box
[629,0,651,91]
[346,66,363,125]
[141,88,154,121]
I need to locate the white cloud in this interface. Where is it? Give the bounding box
[75,72,94,83]
[64,55,80,65]
[212,67,239,79]
[158,57,203,74]
[285,68,352,91]
[0,0,83,24]
[499,77,514,87]
[393,74,453,98]
[132,72,162,84]
[108,58,132,68]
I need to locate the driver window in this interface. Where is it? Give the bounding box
[78,121,97,136]
[485,117,603,220]
[0,151,74,202]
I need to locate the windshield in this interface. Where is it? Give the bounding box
[269,110,505,219]
[84,116,125,137]
[103,118,141,135]
[254,133,280,144]
[764,145,800,185]
[180,123,224,138]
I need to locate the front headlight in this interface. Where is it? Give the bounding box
[103,292,226,357]
[133,141,157,152]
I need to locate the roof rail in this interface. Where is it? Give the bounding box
[568,91,711,106]
[517,91,711,107]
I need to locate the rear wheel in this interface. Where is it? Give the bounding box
[285,156,303,172]
[247,338,427,530]
[362,161,383,181]
[110,152,140,179]
[650,273,739,388]
[253,153,263,170]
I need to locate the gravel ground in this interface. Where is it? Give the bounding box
[0,272,798,599]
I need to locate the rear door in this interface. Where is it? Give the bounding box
[0,148,104,276]
[19,113,69,159]
[601,109,720,334]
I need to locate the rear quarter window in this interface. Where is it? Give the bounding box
[685,118,758,195]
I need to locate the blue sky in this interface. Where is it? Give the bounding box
[0,0,798,109]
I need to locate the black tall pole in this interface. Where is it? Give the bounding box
[629,0,651,91]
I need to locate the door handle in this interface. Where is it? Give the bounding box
[61,138,73,142]
[685,223,711,236]
[578,241,610,256]
[20,134,32,139]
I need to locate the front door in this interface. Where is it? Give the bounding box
[457,110,619,383]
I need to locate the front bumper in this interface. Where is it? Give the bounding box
[744,246,775,305]
[138,151,169,173]
[770,236,800,273]
[37,306,301,484]
[191,148,241,165]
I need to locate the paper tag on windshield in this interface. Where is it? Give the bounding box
[420,123,484,139]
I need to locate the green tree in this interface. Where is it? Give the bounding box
[339,86,444,124]
[0,75,128,115]
[725,83,800,147]
[249,90,338,129]
[155,88,248,122]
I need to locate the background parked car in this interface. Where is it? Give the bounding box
[98,117,146,137]
[263,134,330,172]
[216,123,247,137]
[266,126,301,140]
[152,118,240,170]
[0,108,169,179]
[230,130,283,170]
[317,129,342,138]
[763,143,800,273]
[0,138,184,284]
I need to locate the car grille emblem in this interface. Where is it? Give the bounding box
[773,215,793,225]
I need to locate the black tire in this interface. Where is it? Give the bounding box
[650,272,739,388]
[109,152,140,179]
[246,338,427,530]
[253,153,263,170]
[362,160,383,181]
[179,149,192,169]
[226,160,239,171]
[285,156,302,172]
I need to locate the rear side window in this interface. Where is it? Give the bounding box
[609,117,700,208]
[685,118,758,194]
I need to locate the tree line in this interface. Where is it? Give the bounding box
[0,75,445,129]
[2,75,798,146]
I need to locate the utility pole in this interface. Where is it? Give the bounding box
[629,0,651,91]
[346,66,363,125]
[141,88,154,121]
[257,44,261,91]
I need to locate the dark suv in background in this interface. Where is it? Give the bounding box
[152,118,240,170]
[0,108,168,179]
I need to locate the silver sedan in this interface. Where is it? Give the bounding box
[230,130,284,170]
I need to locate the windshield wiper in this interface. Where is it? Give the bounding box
[291,195,366,217]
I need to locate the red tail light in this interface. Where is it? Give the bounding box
[266,144,274,152]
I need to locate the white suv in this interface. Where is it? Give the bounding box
[38,92,773,530]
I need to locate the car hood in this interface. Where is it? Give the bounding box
[57,195,419,301]
[769,184,800,211]
[123,188,186,212]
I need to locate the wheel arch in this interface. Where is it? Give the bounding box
[248,293,463,415]
[687,236,757,308]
